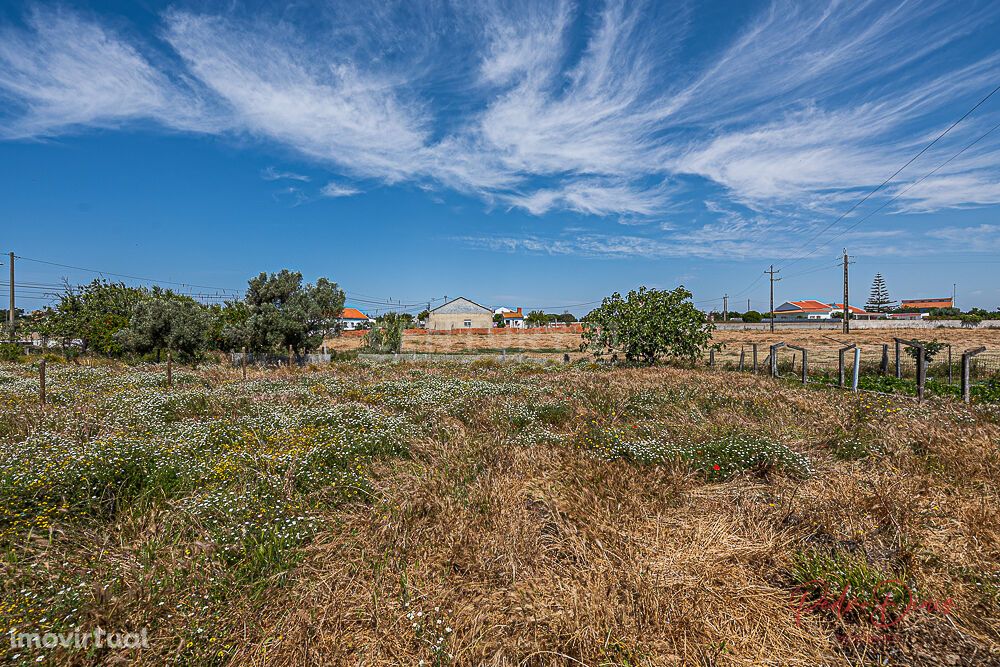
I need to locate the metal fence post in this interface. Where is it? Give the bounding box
[838,344,856,388]
[788,344,807,384]
[852,347,861,392]
[962,346,986,403]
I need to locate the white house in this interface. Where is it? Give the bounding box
[498,307,525,328]
[773,300,877,321]
[338,307,374,330]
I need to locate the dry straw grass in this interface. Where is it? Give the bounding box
[1,360,999,665]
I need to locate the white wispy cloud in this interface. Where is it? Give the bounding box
[319,182,361,198]
[0,9,210,137]
[0,1,999,257]
[261,167,310,182]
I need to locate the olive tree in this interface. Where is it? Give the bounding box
[224,270,345,355]
[117,294,211,361]
[581,286,714,364]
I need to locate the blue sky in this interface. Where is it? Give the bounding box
[1,0,999,315]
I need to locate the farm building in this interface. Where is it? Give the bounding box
[338,307,374,331]
[427,297,494,330]
[899,298,953,312]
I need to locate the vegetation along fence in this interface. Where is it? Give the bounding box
[708,338,1000,403]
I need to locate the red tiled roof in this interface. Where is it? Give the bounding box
[340,307,371,320]
[833,303,868,314]
[787,300,832,311]
[900,298,952,309]
[502,312,524,319]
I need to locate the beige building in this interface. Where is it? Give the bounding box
[427,297,493,330]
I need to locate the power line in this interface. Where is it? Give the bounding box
[800,117,1000,258]
[779,84,1000,272]
[13,254,243,294]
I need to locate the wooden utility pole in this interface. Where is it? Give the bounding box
[842,249,851,334]
[8,252,14,332]
[765,265,780,333]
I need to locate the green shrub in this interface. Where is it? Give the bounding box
[0,343,22,362]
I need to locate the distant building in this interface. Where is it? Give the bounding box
[338,307,374,331]
[773,300,877,321]
[499,307,525,328]
[427,297,493,330]
[899,298,953,312]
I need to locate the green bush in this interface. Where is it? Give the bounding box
[0,343,22,362]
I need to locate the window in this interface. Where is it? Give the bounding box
[464,319,472,327]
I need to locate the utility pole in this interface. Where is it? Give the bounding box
[765,265,780,333]
[952,283,957,310]
[7,252,14,333]
[842,249,852,334]
[723,294,728,322]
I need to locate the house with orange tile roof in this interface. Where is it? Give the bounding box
[899,297,953,312]
[338,307,374,331]
[773,300,879,321]
[496,307,525,328]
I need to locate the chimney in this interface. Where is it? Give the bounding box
[516,307,522,315]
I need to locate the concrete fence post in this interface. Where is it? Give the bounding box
[166,350,173,389]
[738,347,745,371]
[961,346,986,404]
[752,344,758,373]
[709,349,715,367]
[769,342,785,378]
[241,346,247,380]
[894,338,902,379]
[880,344,889,375]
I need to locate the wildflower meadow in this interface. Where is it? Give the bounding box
[1,358,998,665]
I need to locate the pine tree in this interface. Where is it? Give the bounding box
[865,273,896,312]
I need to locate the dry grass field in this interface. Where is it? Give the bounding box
[324,326,1000,368]
[1,358,999,665]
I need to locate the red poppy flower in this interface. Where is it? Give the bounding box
[712,464,721,471]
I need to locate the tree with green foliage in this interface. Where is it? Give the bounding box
[41,280,148,356]
[904,339,947,364]
[741,310,763,323]
[117,294,211,361]
[524,310,549,327]
[865,273,896,313]
[557,312,577,324]
[363,312,406,353]
[224,270,345,355]
[581,286,714,364]
[493,313,506,328]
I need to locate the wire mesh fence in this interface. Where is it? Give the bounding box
[710,339,1000,401]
